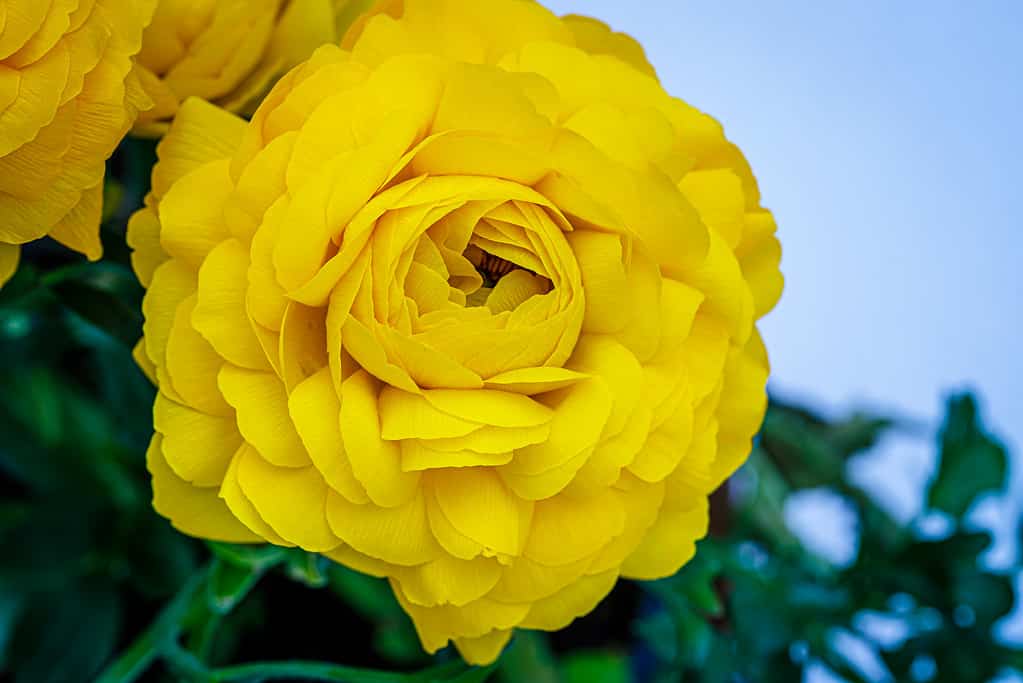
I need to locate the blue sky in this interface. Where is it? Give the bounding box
[541,0,1022,516]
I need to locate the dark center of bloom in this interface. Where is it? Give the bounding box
[463,244,553,308]
[471,247,520,288]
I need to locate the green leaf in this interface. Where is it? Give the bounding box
[828,413,896,456]
[560,651,630,683]
[927,394,1008,518]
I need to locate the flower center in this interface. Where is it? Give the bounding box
[470,247,520,288]
[463,245,552,309]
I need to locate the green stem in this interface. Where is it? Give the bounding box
[96,555,483,683]
[164,641,213,680]
[94,565,212,683]
[191,611,224,662]
[206,659,469,683]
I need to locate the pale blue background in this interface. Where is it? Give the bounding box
[540,1,1022,678]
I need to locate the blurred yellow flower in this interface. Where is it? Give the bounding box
[131,0,782,664]
[0,0,157,287]
[133,0,378,135]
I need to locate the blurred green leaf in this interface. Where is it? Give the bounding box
[0,591,25,669]
[953,572,1014,627]
[560,651,629,683]
[102,179,126,224]
[45,263,143,348]
[448,663,499,683]
[927,394,1007,518]
[828,413,897,456]
[497,632,558,683]
[657,546,723,618]
[7,582,120,683]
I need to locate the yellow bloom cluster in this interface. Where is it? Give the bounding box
[132,0,375,135]
[0,0,156,287]
[131,0,782,665]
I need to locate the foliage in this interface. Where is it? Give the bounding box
[0,142,1019,681]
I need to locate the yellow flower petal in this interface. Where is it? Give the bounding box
[422,388,554,429]
[394,589,529,654]
[483,366,587,395]
[428,468,532,559]
[143,259,197,379]
[340,370,421,506]
[164,294,232,416]
[234,445,342,552]
[288,368,369,503]
[48,180,103,261]
[153,393,240,486]
[218,365,311,468]
[395,555,502,608]
[524,492,625,567]
[325,488,442,566]
[151,97,246,198]
[500,378,612,499]
[453,629,514,667]
[379,387,481,441]
[193,238,271,370]
[519,569,618,630]
[400,442,513,472]
[158,160,234,268]
[147,435,261,544]
[278,301,328,392]
[565,230,629,334]
[0,243,20,287]
[127,205,168,288]
[621,498,709,580]
[488,555,591,604]
[219,444,294,546]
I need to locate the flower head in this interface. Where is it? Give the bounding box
[132,0,782,664]
[0,0,157,287]
[133,0,377,135]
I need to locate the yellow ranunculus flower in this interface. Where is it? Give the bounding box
[133,0,379,136]
[131,0,783,664]
[0,0,157,287]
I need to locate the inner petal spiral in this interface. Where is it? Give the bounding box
[339,180,584,385]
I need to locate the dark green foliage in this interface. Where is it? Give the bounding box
[1,157,1019,681]
[928,395,1008,518]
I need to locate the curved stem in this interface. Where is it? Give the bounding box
[94,565,212,683]
[207,659,470,683]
